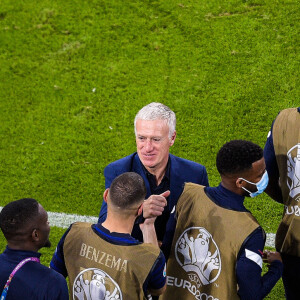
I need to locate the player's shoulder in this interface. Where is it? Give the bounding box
[34,262,66,282]
[40,266,68,295]
[170,154,206,170]
[275,107,299,122]
[138,242,161,257]
[71,222,92,229]
[104,153,136,172]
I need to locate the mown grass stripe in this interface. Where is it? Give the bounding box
[0,207,275,248]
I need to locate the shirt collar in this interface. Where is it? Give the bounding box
[93,224,140,245]
[4,246,41,258]
[205,184,248,212]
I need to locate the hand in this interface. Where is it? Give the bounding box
[142,190,170,219]
[262,250,282,266]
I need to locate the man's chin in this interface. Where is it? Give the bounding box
[142,163,157,170]
[140,158,156,168]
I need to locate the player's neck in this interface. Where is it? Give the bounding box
[145,165,166,186]
[220,180,244,197]
[102,214,135,235]
[7,240,39,253]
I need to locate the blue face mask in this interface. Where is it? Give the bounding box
[239,171,269,197]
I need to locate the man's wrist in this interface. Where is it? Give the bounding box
[143,219,156,226]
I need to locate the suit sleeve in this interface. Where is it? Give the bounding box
[200,166,209,187]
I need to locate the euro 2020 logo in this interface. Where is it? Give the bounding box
[287,144,300,200]
[73,268,122,300]
[175,227,221,287]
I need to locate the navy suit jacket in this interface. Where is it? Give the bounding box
[98,152,209,254]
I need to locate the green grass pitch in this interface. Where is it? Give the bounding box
[0,0,299,298]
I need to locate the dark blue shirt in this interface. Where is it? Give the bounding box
[142,160,171,242]
[0,247,68,300]
[205,184,283,300]
[50,223,166,296]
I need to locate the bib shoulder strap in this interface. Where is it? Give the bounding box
[1,257,40,300]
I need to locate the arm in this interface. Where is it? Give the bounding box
[236,227,283,300]
[98,165,118,223]
[140,217,159,247]
[144,251,167,297]
[263,123,283,203]
[50,226,72,277]
[140,190,169,246]
[200,166,209,187]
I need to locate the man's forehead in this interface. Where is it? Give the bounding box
[245,158,266,176]
[252,157,266,169]
[136,119,169,130]
[224,157,265,178]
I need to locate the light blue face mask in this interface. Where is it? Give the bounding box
[239,171,269,197]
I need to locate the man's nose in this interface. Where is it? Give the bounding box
[145,139,153,151]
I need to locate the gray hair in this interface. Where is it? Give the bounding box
[134,102,176,138]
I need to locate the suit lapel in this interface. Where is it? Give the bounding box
[169,154,184,208]
[132,153,152,198]
[131,153,184,203]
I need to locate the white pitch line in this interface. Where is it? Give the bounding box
[47,211,98,229]
[0,207,276,248]
[265,233,276,248]
[0,207,98,229]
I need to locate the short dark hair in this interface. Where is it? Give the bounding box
[109,172,146,209]
[0,198,39,239]
[216,140,263,175]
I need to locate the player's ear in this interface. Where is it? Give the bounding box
[103,188,109,203]
[137,203,143,216]
[236,178,244,188]
[31,229,39,242]
[170,131,176,146]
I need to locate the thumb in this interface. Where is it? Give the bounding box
[160,190,170,198]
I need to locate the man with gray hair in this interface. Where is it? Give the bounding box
[98,102,209,258]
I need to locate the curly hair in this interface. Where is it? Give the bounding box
[0,198,39,239]
[216,140,263,175]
